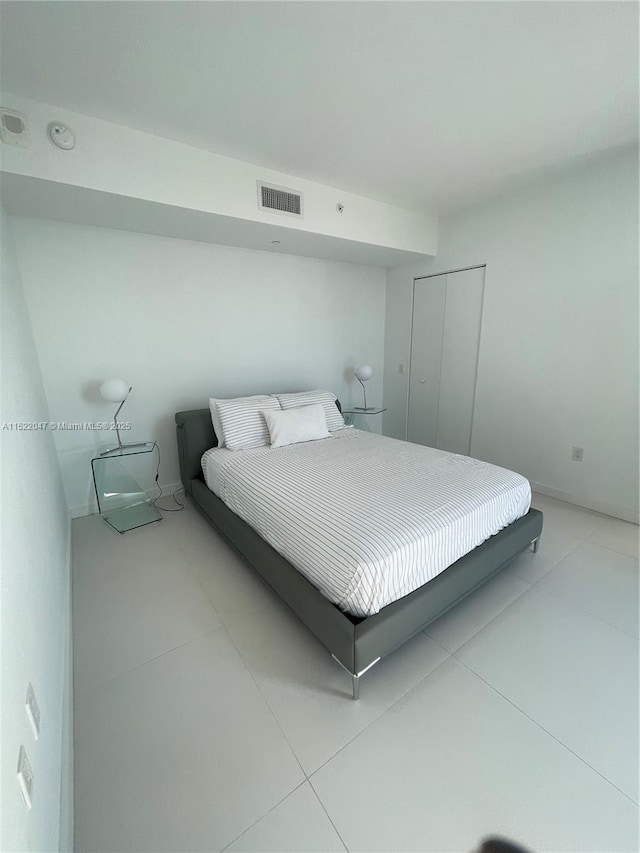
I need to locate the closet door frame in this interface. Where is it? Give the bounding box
[405,264,487,454]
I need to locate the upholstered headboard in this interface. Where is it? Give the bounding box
[175,409,216,494]
[175,399,342,495]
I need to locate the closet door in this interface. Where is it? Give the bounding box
[435,267,484,455]
[407,267,484,455]
[406,274,446,447]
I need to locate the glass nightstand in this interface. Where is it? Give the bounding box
[341,406,387,416]
[91,442,162,533]
[342,406,387,431]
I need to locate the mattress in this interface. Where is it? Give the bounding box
[201,429,531,618]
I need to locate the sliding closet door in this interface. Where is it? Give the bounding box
[407,267,484,455]
[406,274,446,447]
[435,267,484,455]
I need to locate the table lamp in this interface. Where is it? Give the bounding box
[99,378,147,454]
[353,365,375,411]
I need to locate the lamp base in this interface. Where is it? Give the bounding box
[353,407,378,412]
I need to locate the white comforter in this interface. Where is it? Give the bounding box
[202,429,531,617]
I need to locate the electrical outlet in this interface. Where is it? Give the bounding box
[17,746,33,810]
[398,363,405,375]
[572,446,584,462]
[25,683,40,740]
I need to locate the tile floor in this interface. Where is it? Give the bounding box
[72,494,639,852]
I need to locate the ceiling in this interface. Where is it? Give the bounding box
[1,1,637,215]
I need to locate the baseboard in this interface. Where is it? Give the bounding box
[530,482,639,524]
[70,481,183,519]
[58,515,74,852]
[70,501,95,519]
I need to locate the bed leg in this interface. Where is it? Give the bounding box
[352,674,360,701]
[332,653,380,700]
[529,537,540,553]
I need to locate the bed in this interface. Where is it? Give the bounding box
[175,401,543,699]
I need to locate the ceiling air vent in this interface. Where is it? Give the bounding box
[257,181,303,218]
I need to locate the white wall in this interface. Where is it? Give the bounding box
[383,147,639,521]
[10,217,386,516]
[0,207,72,851]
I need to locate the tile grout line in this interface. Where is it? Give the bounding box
[499,528,582,587]
[537,519,604,542]
[423,577,533,655]
[453,656,639,806]
[74,623,226,698]
[303,538,601,779]
[523,582,639,641]
[417,533,588,663]
[531,492,614,526]
[307,776,350,852]
[194,560,277,630]
[420,630,454,655]
[308,653,454,780]
[79,570,309,853]
[308,644,452,772]
[444,531,638,662]
[531,501,609,539]
[450,577,637,669]
[539,531,637,568]
[225,619,452,790]
[508,534,640,638]
[445,579,545,661]
[179,528,393,788]
[210,611,352,851]
[219,779,309,852]
[214,602,310,784]
[584,537,640,561]
[79,585,310,852]
[210,603,452,785]
[74,520,227,698]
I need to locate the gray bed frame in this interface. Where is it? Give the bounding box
[175,404,543,699]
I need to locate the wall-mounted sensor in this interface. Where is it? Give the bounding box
[48,122,76,150]
[0,108,28,147]
[336,203,345,213]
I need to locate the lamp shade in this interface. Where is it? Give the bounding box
[99,378,130,403]
[354,365,373,382]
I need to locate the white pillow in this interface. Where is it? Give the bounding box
[276,390,346,432]
[208,398,227,447]
[264,404,330,448]
[216,395,281,451]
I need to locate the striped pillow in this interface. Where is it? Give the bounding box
[216,395,281,451]
[208,398,228,447]
[276,390,345,432]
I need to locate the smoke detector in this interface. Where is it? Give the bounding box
[48,122,76,150]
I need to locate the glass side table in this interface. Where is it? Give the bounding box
[91,442,162,534]
[341,406,387,431]
[341,406,387,416]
